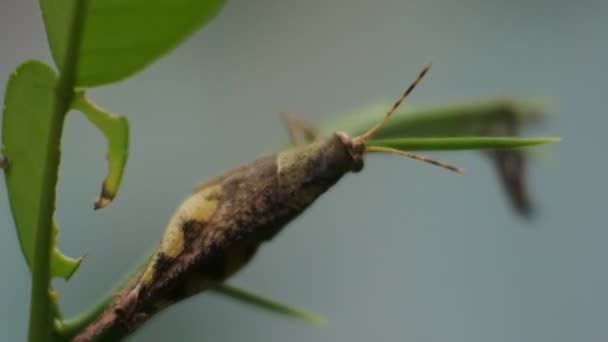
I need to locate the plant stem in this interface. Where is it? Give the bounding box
[28,1,88,341]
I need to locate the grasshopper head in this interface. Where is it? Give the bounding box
[334,131,365,173]
[335,64,464,175]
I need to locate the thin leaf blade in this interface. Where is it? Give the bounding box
[211,283,327,326]
[370,137,560,151]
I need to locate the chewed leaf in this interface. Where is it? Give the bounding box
[71,92,129,209]
[370,137,560,151]
[1,60,81,279]
[211,283,327,325]
[52,248,83,280]
[39,0,226,87]
[52,220,84,280]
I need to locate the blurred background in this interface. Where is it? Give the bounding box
[1,0,606,341]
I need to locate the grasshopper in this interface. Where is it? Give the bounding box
[75,64,462,341]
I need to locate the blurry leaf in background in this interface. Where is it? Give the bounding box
[320,99,548,216]
[1,60,82,279]
[480,116,535,216]
[320,100,545,138]
[39,0,226,87]
[489,149,532,216]
[72,92,129,209]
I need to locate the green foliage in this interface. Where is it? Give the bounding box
[2,0,226,340]
[2,60,82,279]
[0,1,559,341]
[40,0,226,86]
[320,99,545,138]
[2,61,80,279]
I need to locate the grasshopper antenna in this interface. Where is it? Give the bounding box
[355,63,464,174]
[358,63,431,142]
[366,146,464,174]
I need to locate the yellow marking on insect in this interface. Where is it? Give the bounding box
[158,229,184,259]
[139,185,224,287]
[159,184,223,258]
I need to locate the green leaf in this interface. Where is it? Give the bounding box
[324,100,551,217]
[71,92,129,209]
[320,99,547,138]
[369,137,560,151]
[1,60,82,279]
[211,283,327,325]
[39,0,226,87]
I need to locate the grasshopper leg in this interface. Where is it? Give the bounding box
[280,111,319,147]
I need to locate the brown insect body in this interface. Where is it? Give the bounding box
[74,64,459,341]
[135,133,364,311]
[75,133,365,341]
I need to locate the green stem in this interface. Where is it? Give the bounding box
[211,283,327,325]
[28,1,88,341]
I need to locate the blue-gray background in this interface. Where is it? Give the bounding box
[1,0,606,341]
